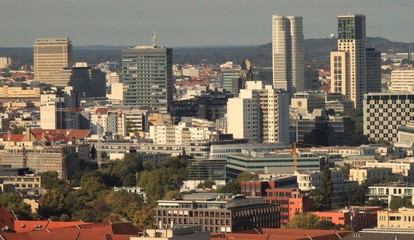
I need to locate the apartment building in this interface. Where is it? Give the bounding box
[154,193,280,233]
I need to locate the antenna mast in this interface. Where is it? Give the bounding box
[152,32,157,47]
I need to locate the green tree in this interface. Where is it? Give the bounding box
[390,196,413,211]
[285,212,320,229]
[11,126,26,134]
[317,220,336,230]
[90,144,97,160]
[215,172,258,194]
[40,171,65,189]
[343,109,370,146]
[0,193,32,220]
[313,166,333,211]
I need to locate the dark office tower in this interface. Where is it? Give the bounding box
[330,15,366,109]
[366,47,382,93]
[122,45,173,113]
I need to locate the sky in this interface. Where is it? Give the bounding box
[1,0,413,47]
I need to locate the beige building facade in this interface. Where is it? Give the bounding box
[330,15,366,109]
[349,167,392,184]
[378,208,414,228]
[33,38,73,85]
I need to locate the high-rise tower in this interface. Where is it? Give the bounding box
[34,38,73,85]
[272,15,305,95]
[330,15,367,109]
[122,43,173,113]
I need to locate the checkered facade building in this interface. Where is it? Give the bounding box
[363,93,414,143]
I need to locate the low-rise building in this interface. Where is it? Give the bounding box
[364,161,414,182]
[368,183,414,206]
[226,151,324,181]
[295,169,357,207]
[312,206,379,231]
[378,207,414,228]
[349,167,392,184]
[0,174,41,189]
[154,193,280,233]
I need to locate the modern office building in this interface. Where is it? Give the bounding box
[154,193,280,233]
[225,151,324,180]
[0,57,11,69]
[330,15,367,109]
[227,81,289,143]
[221,70,243,96]
[272,15,305,94]
[363,93,414,142]
[122,44,173,113]
[390,70,414,93]
[366,47,382,93]
[58,67,106,97]
[33,38,73,85]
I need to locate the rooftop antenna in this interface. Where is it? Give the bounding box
[152,32,157,47]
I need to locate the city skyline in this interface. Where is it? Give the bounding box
[1,0,414,48]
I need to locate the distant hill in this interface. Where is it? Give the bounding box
[0,37,412,68]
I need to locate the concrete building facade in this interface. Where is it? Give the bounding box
[154,193,280,233]
[272,15,305,94]
[33,38,73,85]
[390,70,414,93]
[363,93,414,143]
[227,81,289,143]
[330,15,367,109]
[122,45,173,113]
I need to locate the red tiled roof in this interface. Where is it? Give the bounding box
[2,222,139,240]
[0,134,24,141]
[95,108,109,114]
[14,220,90,233]
[23,129,91,143]
[66,129,91,140]
[0,207,15,231]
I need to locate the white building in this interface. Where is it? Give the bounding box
[227,81,289,143]
[398,121,414,144]
[272,15,305,94]
[368,184,414,206]
[295,169,356,206]
[390,70,414,93]
[106,72,120,85]
[149,119,216,145]
[107,82,123,103]
[0,57,11,69]
[363,93,414,143]
[40,87,79,129]
[364,160,414,181]
[182,67,200,78]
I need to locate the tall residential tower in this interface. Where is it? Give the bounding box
[33,38,73,85]
[330,15,367,109]
[122,44,173,113]
[272,15,305,95]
